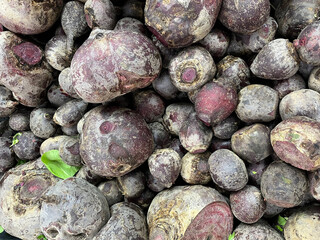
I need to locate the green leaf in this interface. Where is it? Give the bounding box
[277,215,288,226]
[10,132,22,147]
[252,171,257,175]
[275,225,283,232]
[0,225,4,233]
[37,234,47,240]
[228,232,235,240]
[41,150,81,180]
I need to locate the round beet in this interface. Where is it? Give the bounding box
[30,108,58,139]
[213,114,240,140]
[218,0,270,34]
[273,74,306,99]
[152,70,180,100]
[0,86,18,118]
[309,67,320,92]
[114,17,147,35]
[13,131,43,160]
[117,170,146,199]
[145,0,222,48]
[230,185,266,224]
[98,179,124,206]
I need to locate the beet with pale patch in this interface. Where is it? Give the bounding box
[98,179,124,206]
[144,0,222,48]
[30,108,57,139]
[9,108,30,132]
[117,170,146,199]
[70,29,162,103]
[308,66,320,92]
[114,17,147,35]
[58,137,82,166]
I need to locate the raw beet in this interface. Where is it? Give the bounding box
[58,68,80,99]
[230,185,266,224]
[84,0,116,30]
[250,38,300,80]
[75,165,104,186]
[80,106,154,177]
[199,28,230,60]
[273,74,306,99]
[93,202,148,240]
[114,17,147,35]
[40,135,70,155]
[152,70,180,100]
[117,170,146,199]
[0,159,60,240]
[260,161,308,208]
[121,0,145,21]
[218,0,270,34]
[8,109,30,132]
[182,201,233,240]
[30,108,57,139]
[169,46,216,92]
[0,31,53,107]
[0,86,18,117]
[275,0,320,39]
[148,122,171,149]
[308,66,320,92]
[0,0,63,35]
[47,84,74,107]
[226,32,253,57]
[195,79,238,126]
[247,158,270,186]
[271,116,320,171]
[236,84,279,123]
[144,0,222,48]
[69,29,162,103]
[263,201,284,219]
[98,179,124,206]
[58,137,82,166]
[0,137,15,175]
[180,151,211,185]
[208,149,248,191]
[213,114,240,140]
[147,185,227,240]
[12,131,43,160]
[231,123,272,164]
[40,177,110,240]
[294,21,320,66]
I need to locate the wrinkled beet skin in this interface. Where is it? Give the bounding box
[182,201,233,240]
[271,116,320,171]
[0,0,63,35]
[218,0,270,34]
[145,0,222,48]
[0,32,53,107]
[80,106,154,177]
[195,81,238,126]
[70,30,162,103]
[294,21,320,66]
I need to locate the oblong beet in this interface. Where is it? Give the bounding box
[70,29,162,103]
[271,116,320,171]
[182,201,233,240]
[144,0,222,48]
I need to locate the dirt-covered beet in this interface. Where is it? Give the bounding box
[93,202,148,240]
[40,177,110,240]
[231,123,272,164]
[58,137,81,166]
[147,185,227,240]
[247,158,269,186]
[230,185,266,224]
[98,179,124,206]
[169,46,216,92]
[275,0,320,40]
[284,204,320,240]
[309,66,320,92]
[0,159,60,240]
[47,84,75,108]
[75,165,104,186]
[114,17,147,35]
[40,135,69,155]
[233,220,284,240]
[250,38,300,80]
[293,21,320,66]
[69,29,162,103]
[117,170,145,199]
[182,201,233,240]
[148,122,171,149]
[80,106,154,177]
[195,79,238,126]
[0,86,18,117]
[179,112,213,154]
[58,68,80,99]
[9,109,30,132]
[0,0,63,35]
[144,0,222,48]
[236,84,279,123]
[271,116,320,171]
[213,114,240,140]
[84,0,116,30]
[30,108,57,139]
[218,0,270,34]
[180,151,211,185]
[0,31,54,107]
[152,70,180,100]
[261,161,308,208]
[208,149,248,191]
[0,137,15,175]
[273,74,306,99]
[13,131,43,160]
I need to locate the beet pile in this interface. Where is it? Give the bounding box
[1,0,320,239]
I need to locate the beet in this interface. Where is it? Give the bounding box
[30,108,58,139]
[47,83,75,107]
[308,66,320,92]
[271,116,320,171]
[121,0,145,21]
[148,122,171,149]
[0,31,53,107]
[12,131,43,160]
[98,180,124,206]
[169,46,216,92]
[144,0,222,48]
[8,109,30,132]
[70,29,162,103]
[152,70,180,100]
[0,0,63,35]
[250,38,300,80]
[58,137,81,166]
[261,161,308,208]
[117,170,145,199]
[58,68,80,99]
[273,74,306,99]
[195,79,238,126]
[0,86,18,118]
[114,17,147,35]
[213,114,240,140]
[247,158,270,186]
[0,137,15,175]
[218,0,270,34]
[294,21,320,66]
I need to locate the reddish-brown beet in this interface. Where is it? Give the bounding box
[145,0,222,48]
[70,29,161,103]
[195,79,238,126]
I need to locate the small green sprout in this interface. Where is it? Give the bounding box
[10,132,22,147]
[37,234,47,240]
[275,215,288,232]
[228,232,235,240]
[41,150,81,179]
[0,225,4,233]
[252,171,257,175]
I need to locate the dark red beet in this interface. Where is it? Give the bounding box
[195,79,238,126]
[182,201,233,240]
[12,42,42,66]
